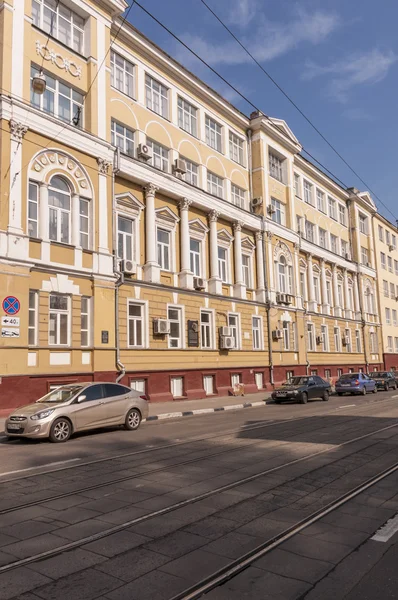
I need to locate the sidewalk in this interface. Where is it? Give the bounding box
[0,390,272,433]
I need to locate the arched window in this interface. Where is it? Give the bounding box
[49,176,71,244]
[278,256,287,293]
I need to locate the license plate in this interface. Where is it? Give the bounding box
[7,423,21,430]
[277,392,287,396]
[341,384,350,387]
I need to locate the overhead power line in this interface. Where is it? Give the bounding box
[133,0,396,221]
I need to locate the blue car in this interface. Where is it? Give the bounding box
[335,373,377,396]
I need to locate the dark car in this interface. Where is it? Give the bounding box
[335,373,376,396]
[368,371,397,391]
[272,375,331,405]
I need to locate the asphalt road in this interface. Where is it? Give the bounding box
[0,390,398,600]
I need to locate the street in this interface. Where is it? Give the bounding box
[0,391,398,599]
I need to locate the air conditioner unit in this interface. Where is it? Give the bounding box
[220,336,235,350]
[153,318,170,335]
[272,329,283,340]
[193,277,205,290]
[219,326,232,337]
[389,245,394,252]
[251,197,263,208]
[285,294,293,305]
[137,143,153,161]
[172,158,187,175]
[276,293,286,304]
[267,204,276,215]
[120,259,137,275]
[316,336,322,345]
[342,336,350,346]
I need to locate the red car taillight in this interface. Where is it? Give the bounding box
[139,395,147,400]
[354,380,360,386]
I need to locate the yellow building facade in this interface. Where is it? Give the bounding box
[0,0,392,408]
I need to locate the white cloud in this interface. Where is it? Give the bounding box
[302,49,397,102]
[227,0,259,28]
[342,108,373,121]
[177,9,340,68]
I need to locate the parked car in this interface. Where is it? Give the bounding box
[272,375,331,405]
[5,383,148,443]
[368,371,398,391]
[335,373,376,396]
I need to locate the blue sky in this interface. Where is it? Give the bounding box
[128,0,398,222]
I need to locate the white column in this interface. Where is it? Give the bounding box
[343,269,352,319]
[143,183,160,283]
[320,259,330,315]
[293,242,301,308]
[265,231,275,303]
[96,21,107,139]
[332,266,342,317]
[353,273,361,319]
[72,194,81,248]
[11,0,24,99]
[178,197,193,289]
[208,209,222,294]
[39,182,50,262]
[233,221,246,299]
[96,158,113,275]
[255,231,266,303]
[8,121,27,236]
[307,254,317,312]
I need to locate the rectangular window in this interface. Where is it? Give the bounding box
[345,328,352,352]
[300,271,307,301]
[326,280,332,306]
[228,314,240,349]
[218,246,228,282]
[203,375,215,395]
[28,291,38,346]
[305,220,315,243]
[252,316,262,350]
[359,213,367,234]
[28,181,39,238]
[131,379,146,393]
[341,240,348,257]
[394,260,398,276]
[370,332,378,354]
[313,277,320,304]
[231,184,246,209]
[171,376,184,397]
[386,308,391,325]
[48,179,71,244]
[388,336,393,352]
[325,369,331,380]
[117,215,134,261]
[157,228,171,271]
[145,74,168,118]
[317,189,325,212]
[205,116,222,152]
[294,173,301,197]
[81,296,91,347]
[292,322,298,351]
[321,324,329,352]
[307,323,315,352]
[393,235,397,249]
[269,152,284,183]
[32,0,84,53]
[283,321,290,351]
[395,338,398,353]
[111,120,134,157]
[355,330,361,353]
[128,302,144,348]
[386,231,391,246]
[328,197,337,220]
[330,234,338,254]
[361,247,369,265]
[79,198,89,250]
[183,158,199,186]
[147,139,169,172]
[49,294,69,346]
[339,204,346,225]
[390,283,395,299]
[286,370,294,381]
[319,228,327,249]
[393,310,397,326]
[207,171,224,198]
[178,96,197,136]
[242,255,251,288]
[229,132,244,165]
[334,327,341,353]
[388,256,393,273]
[271,198,286,225]
[111,52,134,98]
[190,238,201,277]
[303,180,313,205]
[231,373,241,387]
[383,280,389,297]
[31,66,84,127]
[381,252,386,269]
[168,307,182,349]
[255,372,264,390]
[337,368,343,378]
[201,311,213,349]
[379,226,384,242]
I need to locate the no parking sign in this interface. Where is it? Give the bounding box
[2,296,21,316]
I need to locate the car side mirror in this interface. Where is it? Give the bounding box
[77,395,86,403]
[308,381,315,387]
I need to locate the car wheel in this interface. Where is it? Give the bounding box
[384,384,389,391]
[300,392,308,404]
[125,408,142,431]
[394,384,397,390]
[323,390,329,402]
[372,387,377,393]
[337,392,343,396]
[362,387,367,396]
[49,418,72,443]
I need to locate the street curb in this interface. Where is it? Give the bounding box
[143,400,268,422]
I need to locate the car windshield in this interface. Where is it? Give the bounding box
[36,385,85,403]
[339,374,359,381]
[286,377,308,386]
[369,372,388,378]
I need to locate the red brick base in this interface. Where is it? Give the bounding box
[383,354,398,371]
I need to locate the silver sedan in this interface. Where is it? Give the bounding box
[5,382,149,443]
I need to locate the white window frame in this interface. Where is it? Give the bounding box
[386,308,391,325]
[111,51,135,98]
[355,329,361,353]
[328,197,337,220]
[362,247,370,265]
[48,176,71,244]
[79,198,90,250]
[111,120,135,157]
[177,96,197,136]
[231,184,246,209]
[307,322,315,352]
[345,328,352,353]
[316,189,325,212]
[28,290,38,346]
[218,245,229,283]
[391,283,395,299]
[276,255,293,294]
[395,337,398,353]
[269,151,285,183]
[359,213,368,234]
[205,116,222,152]
[207,171,224,198]
[32,0,85,53]
[28,181,39,238]
[321,324,329,352]
[393,309,397,327]
[182,158,199,187]
[117,214,135,262]
[242,253,253,288]
[319,228,327,249]
[305,220,315,243]
[383,280,389,297]
[229,131,244,165]
[157,227,172,271]
[127,300,148,349]
[282,321,290,351]
[190,237,202,277]
[228,313,241,350]
[303,180,313,205]
[147,139,169,172]
[330,234,338,254]
[334,326,341,353]
[252,316,263,350]
[294,173,301,197]
[271,198,286,226]
[200,309,215,350]
[31,66,84,127]
[81,296,91,347]
[167,305,185,349]
[339,204,347,226]
[387,336,393,352]
[388,256,393,273]
[145,73,169,118]
[49,294,70,346]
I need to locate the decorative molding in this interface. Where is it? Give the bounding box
[30,150,91,195]
[144,183,158,197]
[115,192,145,216]
[178,197,193,211]
[274,241,293,263]
[97,157,112,175]
[189,218,209,235]
[208,209,220,223]
[255,231,263,242]
[233,221,243,233]
[9,119,28,142]
[41,273,80,295]
[155,206,180,225]
[36,41,82,78]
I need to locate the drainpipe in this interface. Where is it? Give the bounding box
[262,216,274,386]
[112,148,125,383]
